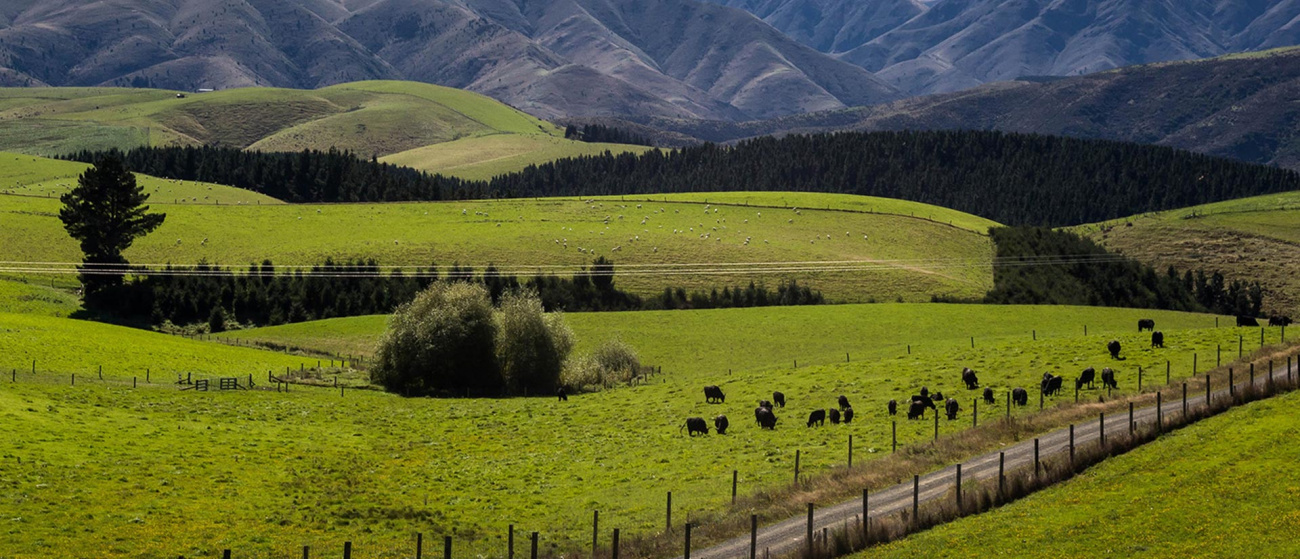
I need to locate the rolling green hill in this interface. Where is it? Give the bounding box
[0,167,999,303]
[1077,190,1300,318]
[0,152,282,204]
[0,82,648,179]
[381,134,654,182]
[856,385,1300,559]
[0,303,1257,558]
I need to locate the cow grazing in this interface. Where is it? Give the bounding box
[962,367,980,389]
[682,417,708,436]
[704,385,726,403]
[1107,340,1122,359]
[907,400,928,420]
[1237,316,1260,327]
[1138,319,1155,332]
[1012,387,1028,406]
[714,415,730,435]
[758,400,773,411]
[773,391,786,408]
[829,409,841,424]
[807,409,826,427]
[931,391,945,402]
[887,399,898,416]
[557,387,568,402]
[1077,367,1096,391]
[1042,375,1064,397]
[982,387,995,404]
[1101,367,1118,390]
[945,398,960,420]
[756,407,778,430]
[1151,331,1164,348]
[837,395,851,410]
[1269,316,1292,327]
[842,407,854,424]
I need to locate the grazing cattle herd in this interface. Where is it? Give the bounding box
[672,319,1285,435]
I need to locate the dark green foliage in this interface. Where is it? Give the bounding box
[564,124,655,147]
[68,131,1299,226]
[373,282,502,397]
[986,227,1265,316]
[207,306,226,333]
[58,156,166,305]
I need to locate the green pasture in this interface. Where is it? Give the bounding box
[0,304,1273,558]
[0,180,996,302]
[0,152,283,205]
[381,134,652,181]
[858,387,1300,558]
[0,280,80,317]
[1077,190,1300,317]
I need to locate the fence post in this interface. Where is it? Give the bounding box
[794,449,801,484]
[1240,335,1243,358]
[343,542,352,559]
[531,532,538,559]
[1183,383,1188,417]
[71,373,75,386]
[612,528,620,559]
[1156,392,1163,432]
[862,489,869,533]
[1250,363,1255,389]
[973,398,977,427]
[1034,438,1040,477]
[1039,388,1043,410]
[1100,413,1106,446]
[807,503,815,556]
[1218,345,1221,367]
[848,435,854,468]
[666,492,672,532]
[1138,367,1143,392]
[1069,424,1075,465]
[912,476,919,525]
[508,525,514,559]
[956,464,963,511]
[444,536,451,559]
[998,452,1005,501]
[1129,402,1134,435]
[1206,374,1211,406]
[302,545,309,559]
[592,510,599,556]
[892,421,897,453]
[222,551,230,559]
[933,410,939,441]
[1230,368,1235,397]
[750,514,758,559]
[733,470,739,504]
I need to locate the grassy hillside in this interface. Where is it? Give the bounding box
[382,134,654,181]
[0,280,80,317]
[0,304,1261,558]
[0,82,648,177]
[0,152,283,205]
[857,386,1300,558]
[0,179,998,303]
[1077,190,1300,318]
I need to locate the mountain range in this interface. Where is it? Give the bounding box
[4,0,1300,122]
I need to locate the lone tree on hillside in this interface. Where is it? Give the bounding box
[59,157,166,305]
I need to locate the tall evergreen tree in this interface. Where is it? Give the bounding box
[58,157,166,305]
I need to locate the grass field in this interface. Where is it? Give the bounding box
[381,134,654,181]
[857,386,1300,558]
[0,152,283,205]
[0,280,80,317]
[0,175,998,302]
[1077,190,1300,317]
[0,82,647,177]
[0,303,1272,558]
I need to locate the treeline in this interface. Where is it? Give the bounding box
[93,257,824,328]
[986,227,1264,317]
[69,130,1300,226]
[64,146,473,203]
[564,124,655,147]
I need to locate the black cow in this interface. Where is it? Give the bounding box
[557,387,568,402]
[773,391,786,408]
[714,415,730,435]
[682,417,708,436]
[837,395,851,410]
[843,407,854,424]
[756,408,778,430]
[982,387,995,404]
[887,399,898,416]
[1042,374,1063,397]
[907,400,928,420]
[1237,316,1260,327]
[807,409,826,427]
[704,385,726,403]
[1151,331,1164,348]
[758,400,773,411]
[1269,316,1292,327]
[1138,319,1155,332]
[1012,387,1028,406]
[931,391,946,402]
[1101,367,1118,390]
[945,398,960,420]
[829,408,841,424]
[962,367,980,390]
[1107,340,1122,359]
[919,386,930,399]
[1076,367,1096,391]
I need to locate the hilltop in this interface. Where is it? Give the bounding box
[0,82,648,179]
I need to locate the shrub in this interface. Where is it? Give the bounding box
[372,282,500,396]
[562,339,642,391]
[495,290,574,395]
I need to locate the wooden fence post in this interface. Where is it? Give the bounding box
[806,503,815,556]
[1138,367,1143,392]
[1156,392,1163,432]
[1034,438,1040,477]
[415,532,422,559]
[1099,413,1106,446]
[1218,345,1221,367]
[998,452,1005,501]
[1206,374,1211,406]
[302,545,309,559]
[1006,392,1011,418]
[343,542,352,559]
[933,410,939,441]
[612,528,620,559]
[973,398,978,427]
[750,515,758,559]
[795,450,801,484]
[912,476,919,525]
[892,421,897,453]
[1129,402,1134,435]
[956,464,963,511]
[531,532,539,559]
[1183,383,1188,417]
[508,525,514,559]
[732,470,738,503]
[666,492,672,532]
[222,551,230,559]
[848,435,854,468]
[592,510,599,556]
[444,536,451,559]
